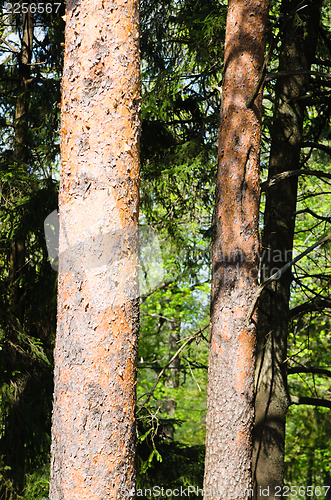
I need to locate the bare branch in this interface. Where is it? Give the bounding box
[261,169,331,191]
[140,280,174,302]
[246,233,331,324]
[0,36,20,54]
[290,395,331,409]
[145,312,175,322]
[288,366,331,377]
[290,298,331,319]
[302,141,331,156]
[246,34,277,108]
[296,208,331,222]
[136,324,209,414]
[291,93,331,105]
[265,69,331,81]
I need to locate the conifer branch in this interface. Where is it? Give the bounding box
[246,233,331,325]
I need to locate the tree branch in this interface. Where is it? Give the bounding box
[290,395,331,409]
[261,169,331,191]
[291,93,331,105]
[246,233,331,324]
[246,35,276,108]
[246,62,268,109]
[265,69,331,82]
[290,298,331,319]
[140,280,174,302]
[296,208,331,222]
[302,141,331,156]
[136,324,209,414]
[288,366,331,377]
[247,5,331,108]
[0,36,20,54]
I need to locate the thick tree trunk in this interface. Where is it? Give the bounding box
[49,0,140,498]
[252,1,321,498]
[203,1,268,498]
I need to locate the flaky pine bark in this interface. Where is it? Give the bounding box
[203,1,269,498]
[252,1,321,498]
[49,0,140,498]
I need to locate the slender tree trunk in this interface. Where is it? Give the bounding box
[203,1,269,498]
[3,7,34,493]
[252,1,321,498]
[10,6,33,303]
[14,5,33,163]
[49,0,140,498]
[162,318,180,440]
[305,451,314,499]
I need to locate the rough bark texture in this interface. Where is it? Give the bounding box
[203,1,269,498]
[252,1,321,498]
[49,0,140,498]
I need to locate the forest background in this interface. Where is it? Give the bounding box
[0,0,330,498]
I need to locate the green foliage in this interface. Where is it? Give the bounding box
[137,408,205,499]
[22,464,50,500]
[0,2,63,495]
[285,405,331,490]
[0,0,330,494]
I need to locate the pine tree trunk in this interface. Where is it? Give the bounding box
[203,0,269,498]
[252,1,321,497]
[10,6,33,304]
[162,318,180,440]
[3,7,34,493]
[49,0,140,498]
[14,6,33,163]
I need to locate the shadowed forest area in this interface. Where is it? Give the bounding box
[0,0,330,498]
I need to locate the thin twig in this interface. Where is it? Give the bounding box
[245,233,331,325]
[288,366,331,377]
[295,208,331,222]
[265,69,331,82]
[136,324,209,414]
[246,37,276,108]
[0,36,20,54]
[290,298,331,319]
[301,141,331,156]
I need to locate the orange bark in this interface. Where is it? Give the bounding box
[203,0,269,498]
[50,0,140,498]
